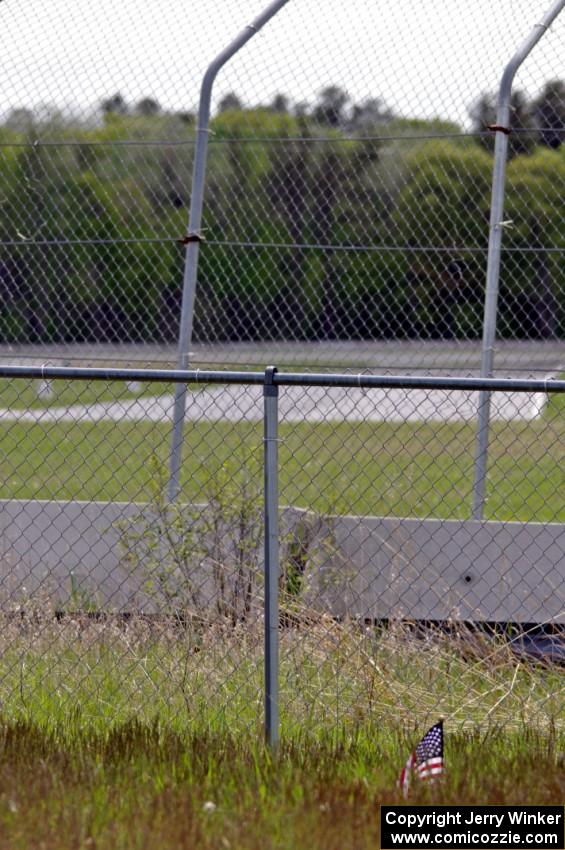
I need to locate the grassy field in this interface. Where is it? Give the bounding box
[3,609,563,734]
[0,611,563,849]
[0,411,563,521]
[0,721,563,850]
[0,377,174,410]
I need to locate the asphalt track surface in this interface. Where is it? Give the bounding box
[0,340,564,372]
[0,383,551,425]
[0,340,561,424]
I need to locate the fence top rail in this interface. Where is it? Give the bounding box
[0,364,563,394]
[275,371,565,393]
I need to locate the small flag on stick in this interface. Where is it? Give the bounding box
[399,719,444,796]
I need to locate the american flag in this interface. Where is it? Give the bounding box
[399,720,444,796]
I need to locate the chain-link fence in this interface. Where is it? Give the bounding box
[0,364,563,740]
[0,0,563,372]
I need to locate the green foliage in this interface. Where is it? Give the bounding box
[117,452,336,621]
[394,141,492,246]
[502,146,565,336]
[117,455,204,612]
[0,90,562,344]
[505,145,565,244]
[117,452,265,622]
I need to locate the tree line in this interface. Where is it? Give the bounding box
[0,83,563,345]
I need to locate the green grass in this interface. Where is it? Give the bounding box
[0,414,563,520]
[0,721,563,850]
[0,608,563,736]
[0,612,563,849]
[0,378,174,410]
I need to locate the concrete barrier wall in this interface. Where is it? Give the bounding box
[0,499,562,622]
[311,515,565,623]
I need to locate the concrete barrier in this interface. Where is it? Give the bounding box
[0,500,562,623]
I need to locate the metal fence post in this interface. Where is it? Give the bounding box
[263,366,280,748]
[472,0,565,520]
[167,0,291,502]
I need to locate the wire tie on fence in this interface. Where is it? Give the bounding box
[177,232,206,246]
[494,219,514,231]
[194,368,201,385]
[357,371,371,395]
[544,374,555,395]
[487,124,511,135]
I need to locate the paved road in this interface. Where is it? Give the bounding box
[0,340,559,424]
[0,383,549,425]
[0,340,564,373]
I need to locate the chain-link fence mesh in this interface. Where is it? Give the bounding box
[0,0,563,372]
[0,371,267,734]
[0,367,563,737]
[274,376,565,737]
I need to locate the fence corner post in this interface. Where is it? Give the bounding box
[263,365,280,749]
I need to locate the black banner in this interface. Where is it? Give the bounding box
[381,806,564,849]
